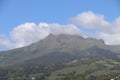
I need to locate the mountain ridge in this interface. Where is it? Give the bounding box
[0,34,120,67]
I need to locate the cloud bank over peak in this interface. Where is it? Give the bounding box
[0,22,83,50]
[0,11,120,51]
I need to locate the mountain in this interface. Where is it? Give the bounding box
[0,34,120,80]
[0,34,120,67]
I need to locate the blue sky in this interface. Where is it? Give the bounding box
[0,0,120,51]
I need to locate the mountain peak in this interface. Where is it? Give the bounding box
[44,34,84,41]
[0,33,120,67]
[57,34,84,39]
[47,33,55,37]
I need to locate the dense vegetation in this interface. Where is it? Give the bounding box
[0,64,64,80]
[0,56,120,80]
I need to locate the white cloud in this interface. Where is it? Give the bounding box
[71,11,120,45]
[39,23,83,35]
[11,22,49,48]
[99,32,120,45]
[98,17,120,45]
[71,11,110,30]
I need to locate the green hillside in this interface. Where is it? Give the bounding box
[0,34,120,80]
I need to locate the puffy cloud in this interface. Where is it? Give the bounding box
[71,11,120,45]
[11,22,49,48]
[71,11,110,30]
[39,23,82,35]
[98,17,120,45]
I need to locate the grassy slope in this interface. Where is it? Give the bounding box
[47,58,120,80]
